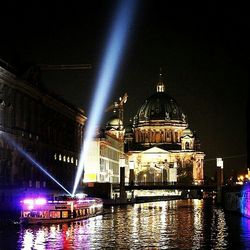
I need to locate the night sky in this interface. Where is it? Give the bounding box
[1,1,249,179]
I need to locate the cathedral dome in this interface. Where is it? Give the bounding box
[133,91,187,126]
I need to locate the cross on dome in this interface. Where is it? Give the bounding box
[156,68,165,92]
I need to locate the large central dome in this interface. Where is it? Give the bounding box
[133,73,187,126]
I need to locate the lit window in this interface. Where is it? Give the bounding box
[71,157,74,164]
[59,154,62,161]
[76,159,78,166]
[54,153,57,160]
[62,211,68,218]
[67,156,70,163]
[63,156,66,162]
[49,211,60,218]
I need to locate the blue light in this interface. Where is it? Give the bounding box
[240,182,250,218]
[1,132,72,196]
[72,0,138,195]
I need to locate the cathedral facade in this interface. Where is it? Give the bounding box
[124,73,205,185]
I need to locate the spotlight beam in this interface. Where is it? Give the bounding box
[1,132,72,196]
[72,0,138,195]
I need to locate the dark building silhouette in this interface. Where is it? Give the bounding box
[0,62,86,193]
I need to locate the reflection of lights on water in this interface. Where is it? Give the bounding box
[192,199,203,249]
[49,225,58,244]
[160,203,167,223]
[34,230,46,250]
[211,208,228,249]
[22,230,34,250]
[15,200,233,249]
[241,216,250,249]
[131,204,141,236]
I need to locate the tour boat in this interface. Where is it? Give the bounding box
[19,194,103,225]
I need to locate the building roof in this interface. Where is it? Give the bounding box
[133,71,187,126]
[133,91,187,126]
[106,115,123,130]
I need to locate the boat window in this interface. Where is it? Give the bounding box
[62,211,68,218]
[49,210,61,218]
[42,211,49,218]
[75,210,79,217]
[23,211,30,218]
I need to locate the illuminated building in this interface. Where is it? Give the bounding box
[0,63,86,190]
[125,72,205,184]
[83,118,127,184]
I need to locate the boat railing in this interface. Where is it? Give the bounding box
[47,200,68,204]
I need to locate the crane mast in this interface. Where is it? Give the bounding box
[106,93,128,130]
[39,64,92,70]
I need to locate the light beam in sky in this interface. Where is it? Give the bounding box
[72,0,138,195]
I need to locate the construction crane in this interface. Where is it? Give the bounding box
[106,93,128,129]
[39,64,92,70]
[18,64,91,86]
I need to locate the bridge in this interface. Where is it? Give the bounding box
[112,182,217,192]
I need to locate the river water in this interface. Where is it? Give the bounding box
[1,199,250,249]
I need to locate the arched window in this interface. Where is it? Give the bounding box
[175,132,179,142]
[185,142,190,150]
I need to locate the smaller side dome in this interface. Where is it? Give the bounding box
[182,128,193,137]
[106,116,123,130]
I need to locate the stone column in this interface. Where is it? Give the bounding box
[119,158,127,203]
[129,160,135,186]
[216,158,224,204]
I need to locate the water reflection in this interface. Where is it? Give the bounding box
[241,216,250,249]
[12,200,250,249]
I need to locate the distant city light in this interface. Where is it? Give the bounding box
[72,0,138,195]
